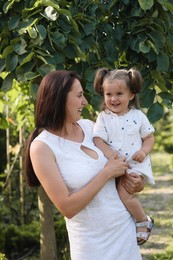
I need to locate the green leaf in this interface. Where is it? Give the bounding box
[139,88,156,108]
[83,22,96,36]
[150,70,166,89]
[2,46,13,58]
[27,26,38,39]
[25,72,38,80]
[147,102,164,123]
[49,30,66,48]
[139,41,150,53]
[29,83,38,100]
[37,64,56,77]
[16,62,35,81]
[54,52,65,64]
[0,59,5,73]
[138,0,154,11]
[159,2,173,15]
[148,31,166,49]
[12,38,27,55]
[146,40,159,55]
[90,94,103,112]
[18,18,39,34]
[0,114,9,129]
[84,67,96,83]
[58,14,73,32]
[8,15,20,30]
[157,52,169,72]
[158,91,173,101]
[19,52,35,66]
[36,25,47,40]
[6,54,18,71]
[3,0,16,14]
[1,73,15,92]
[63,43,78,59]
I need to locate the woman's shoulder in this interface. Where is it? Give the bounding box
[30,135,52,157]
[78,119,95,129]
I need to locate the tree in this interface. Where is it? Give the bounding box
[1,0,173,122]
[1,0,173,258]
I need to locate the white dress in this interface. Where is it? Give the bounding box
[93,109,155,185]
[34,119,142,260]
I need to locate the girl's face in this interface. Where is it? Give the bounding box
[66,79,88,122]
[103,79,134,116]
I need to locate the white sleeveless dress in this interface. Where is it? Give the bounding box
[34,119,142,260]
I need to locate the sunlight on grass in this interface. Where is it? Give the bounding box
[140,152,173,260]
[151,152,173,176]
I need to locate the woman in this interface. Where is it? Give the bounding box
[24,70,144,260]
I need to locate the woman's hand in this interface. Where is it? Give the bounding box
[104,155,129,179]
[121,172,145,194]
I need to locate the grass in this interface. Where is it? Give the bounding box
[140,152,173,260]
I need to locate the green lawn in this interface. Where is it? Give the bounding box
[140,152,173,260]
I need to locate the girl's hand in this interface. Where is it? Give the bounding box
[121,172,145,194]
[132,150,146,163]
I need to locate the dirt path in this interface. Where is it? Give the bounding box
[139,173,173,259]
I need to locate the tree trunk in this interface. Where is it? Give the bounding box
[19,127,24,225]
[38,186,58,260]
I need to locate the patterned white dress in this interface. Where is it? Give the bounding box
[93,109,155,185]
[34,119,142,260]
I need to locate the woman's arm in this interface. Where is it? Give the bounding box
[30,140,128,219]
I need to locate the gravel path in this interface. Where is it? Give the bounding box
[139,173,173,259]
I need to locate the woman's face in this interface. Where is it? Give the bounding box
[66,79,88,122]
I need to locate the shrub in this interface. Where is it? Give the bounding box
[3,222,40,259]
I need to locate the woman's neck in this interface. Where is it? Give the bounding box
[48,121,84,142]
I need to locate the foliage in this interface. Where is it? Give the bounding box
[0,222,40,259]
[0,0,173,125]
[0,210,69,259]
[0,253,7,260]
[153,109,173,153]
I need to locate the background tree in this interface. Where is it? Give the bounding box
[1,0,173,258]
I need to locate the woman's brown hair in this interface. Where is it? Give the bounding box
[24,70,81,187]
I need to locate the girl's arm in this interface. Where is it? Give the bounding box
[94,136,119,159]
[30,140,128,219]
[132,133,154,163]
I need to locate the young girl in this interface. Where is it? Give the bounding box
[93,67,155,245]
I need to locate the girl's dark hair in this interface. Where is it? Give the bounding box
[94,67,143,109]
[24,70,81,187]
[93,67,110,95]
